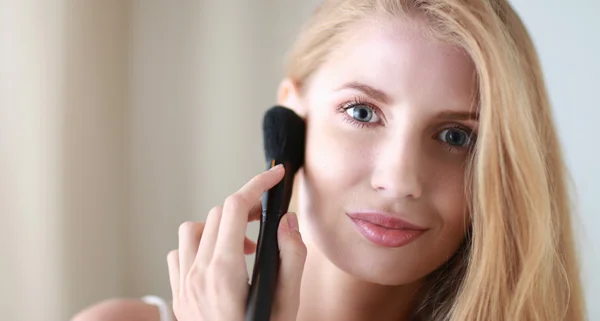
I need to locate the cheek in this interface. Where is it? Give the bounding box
[303,113,369,192]
[299,111,373,241]
[428,161,470,238]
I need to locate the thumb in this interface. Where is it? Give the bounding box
[272,212,307,321]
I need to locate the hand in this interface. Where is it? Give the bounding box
[167,164,307,321]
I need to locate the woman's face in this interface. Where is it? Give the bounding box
[282,17,477,285]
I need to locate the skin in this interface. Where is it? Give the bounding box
[280,15,477,321]
[71,14,478,321]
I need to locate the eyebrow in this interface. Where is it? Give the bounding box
[436,110,479,121]
[337,81,392,104]
[338,81,479,121]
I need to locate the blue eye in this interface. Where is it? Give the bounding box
[438,127,473,147]
[345,105,380,123]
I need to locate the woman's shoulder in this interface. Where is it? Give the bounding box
[71,295,175,321]
[141,295,176,321]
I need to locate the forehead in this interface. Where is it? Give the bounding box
[312,16,477,110]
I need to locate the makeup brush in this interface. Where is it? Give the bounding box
[245,105,306,321]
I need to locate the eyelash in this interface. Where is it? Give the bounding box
[435,125,478,153]
[337,97,382,129]
[336,97,478,153]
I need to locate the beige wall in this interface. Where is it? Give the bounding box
[126,0,321,300]
[1,1,130,320]
[60,0,131,316]
[0,1,318,320]
[1,2,67,320]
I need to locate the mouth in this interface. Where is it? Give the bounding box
[346,212,428,248]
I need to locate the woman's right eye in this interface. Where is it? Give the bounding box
[345,104,381,123]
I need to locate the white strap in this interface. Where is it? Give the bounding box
[141,295,175,321]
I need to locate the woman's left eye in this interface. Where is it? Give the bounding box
[437,127,475,148]
[345,105,381,123]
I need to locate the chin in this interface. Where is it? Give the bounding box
[333,243,434,286]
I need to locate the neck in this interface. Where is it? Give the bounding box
[296,241,428,321]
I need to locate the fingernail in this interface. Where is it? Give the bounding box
[269,164,283,172]
[287,212,299,231]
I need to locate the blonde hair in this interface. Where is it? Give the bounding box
[284,1,586,320]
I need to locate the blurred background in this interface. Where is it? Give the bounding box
[0,1,598,320]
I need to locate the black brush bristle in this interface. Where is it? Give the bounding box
[262,106,306,174]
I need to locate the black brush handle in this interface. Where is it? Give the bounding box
[245,160,294,321]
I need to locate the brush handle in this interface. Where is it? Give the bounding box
[245,161,294,321]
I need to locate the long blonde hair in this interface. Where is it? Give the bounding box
[284,1,586,320]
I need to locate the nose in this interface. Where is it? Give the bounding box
[370,129,423,200]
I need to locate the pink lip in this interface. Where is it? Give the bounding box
[347,212,427,248]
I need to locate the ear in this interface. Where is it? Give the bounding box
[277,78,307,118]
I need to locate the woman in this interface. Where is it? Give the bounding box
[72,0,586,320]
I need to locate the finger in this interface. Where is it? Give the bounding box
[243,200,261,255]
[272,213,307,321]
[244,200,262,255]
[248,200,262,222]
[195,206,223,266]
[216,165,285,257]
[244,238,257,255]
[167,249,180,299]
[178,221,205,281]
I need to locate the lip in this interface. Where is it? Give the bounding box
[347,212,428,248]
